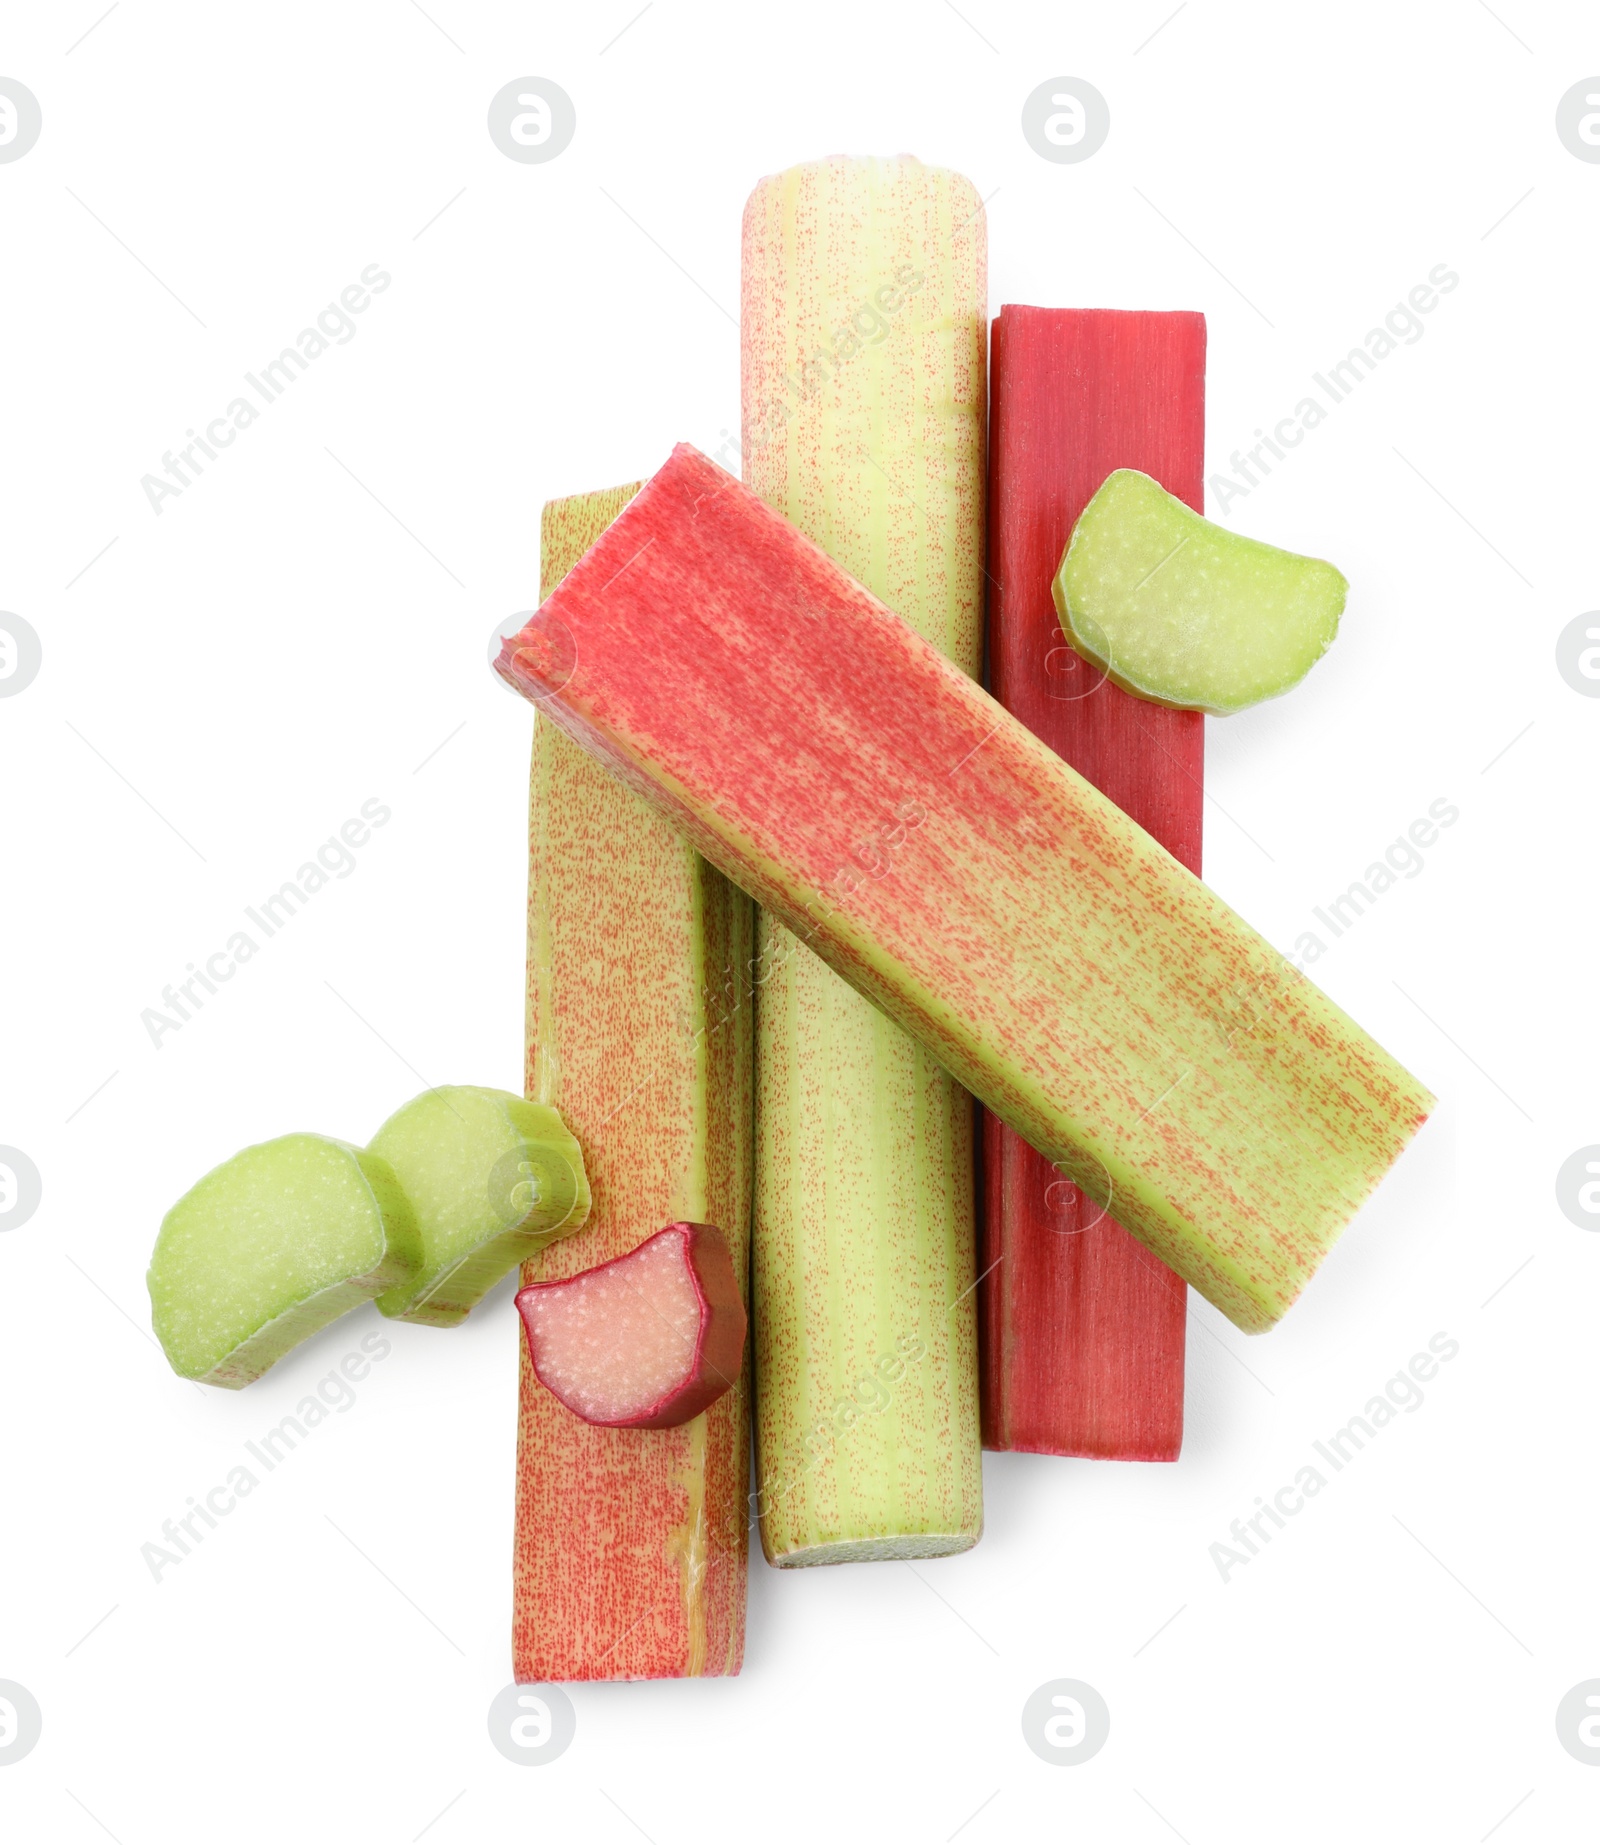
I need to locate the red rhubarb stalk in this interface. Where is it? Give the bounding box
[981,306,1206,1460]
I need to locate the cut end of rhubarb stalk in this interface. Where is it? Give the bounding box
[768,1529,980,1570]
[370,1086,590,1326]
[1056,468,1346,715]
[148,1133,421,1388]
[516,1223,746,1429]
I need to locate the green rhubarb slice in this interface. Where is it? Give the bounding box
[371,1086,590,1325]
[1055,468,1347,715]
[148,1133,421,1388]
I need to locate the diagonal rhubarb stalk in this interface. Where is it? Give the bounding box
[512,484,754,1681]
[741,155,984,1564]
[496,444,1434,1334]
[981,307,1204,1460]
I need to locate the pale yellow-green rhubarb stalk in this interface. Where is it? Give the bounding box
[741,156,985,1564]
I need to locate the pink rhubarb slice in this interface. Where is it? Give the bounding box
[981,306,1204,1459]
[517,1223,747,1429]
[495,443,1433,1335]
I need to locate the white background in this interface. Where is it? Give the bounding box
[1,1,1594,1839]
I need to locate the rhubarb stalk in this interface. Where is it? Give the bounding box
[981,307,1203,1459]
[495,444,1434,1334]
[512,485,754,1679]
[741,156,985,1563]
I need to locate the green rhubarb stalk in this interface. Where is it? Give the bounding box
[742,156,985,1564]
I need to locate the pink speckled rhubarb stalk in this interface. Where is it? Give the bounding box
[512,484,753,1682]
[496,446,1433,1334]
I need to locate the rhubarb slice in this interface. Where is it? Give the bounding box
[148,1134,420,1388]
[742,155,983,1564]
[496,444,1434,1333]
[370,1086,590,1326]
[517,1223,746,1428]
[982,307,1202,1460]
[513,485,753,1682]
[1057,469,1346,714]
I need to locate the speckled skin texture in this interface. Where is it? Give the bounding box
[981,307,1204,1459]
[497,445,1434,1334]
[512,485,753,1681]
[741,157,983,1564]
